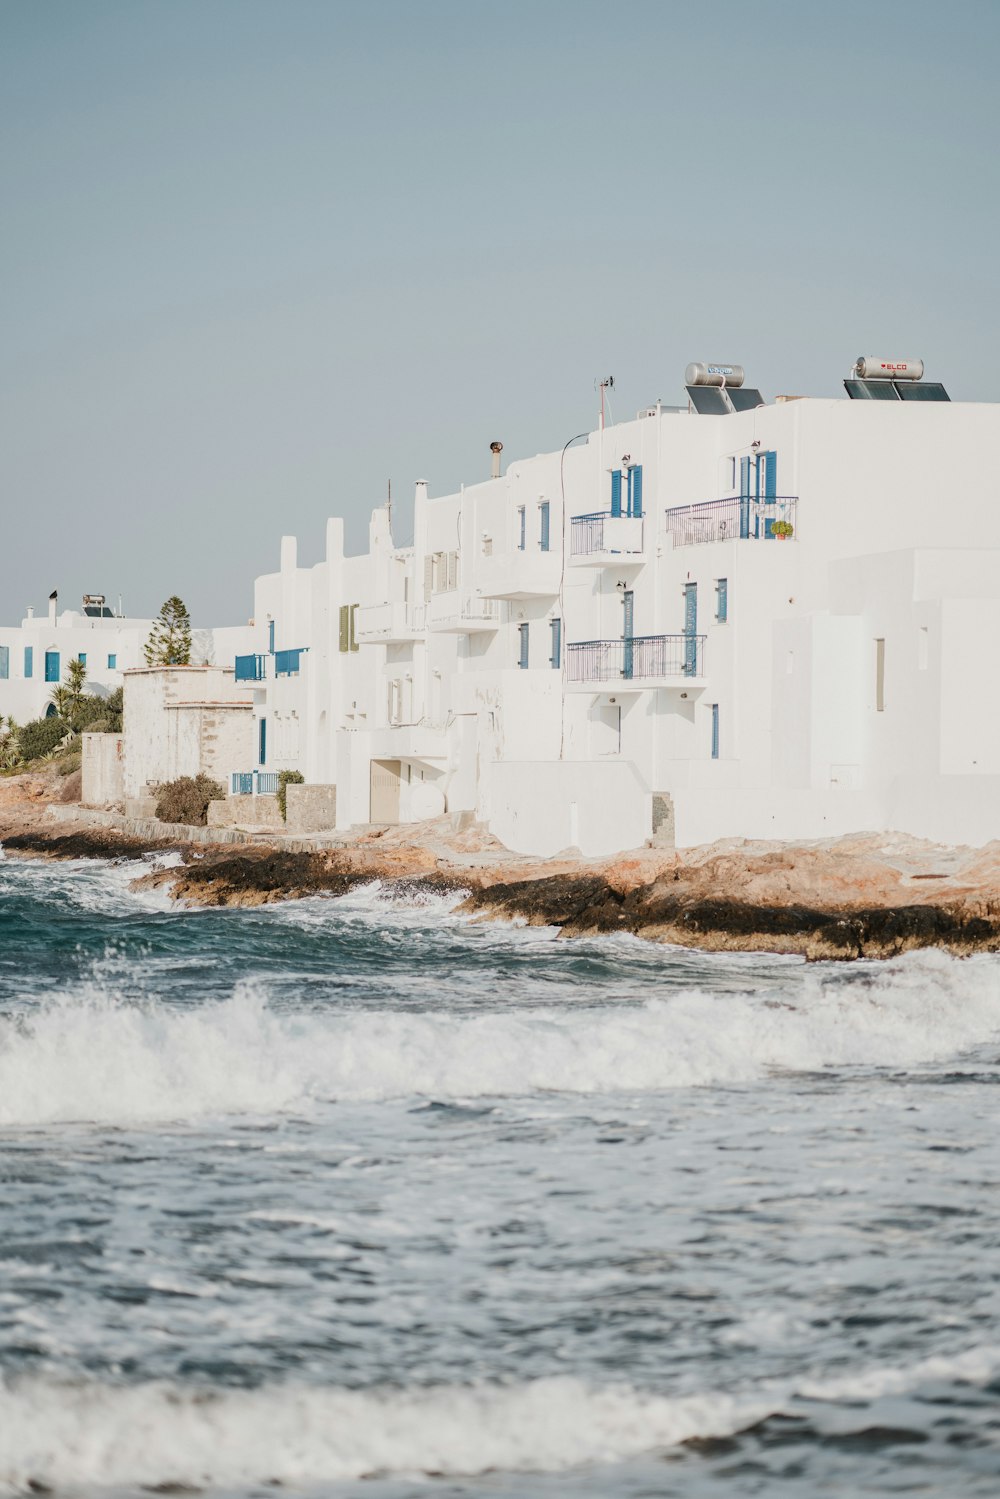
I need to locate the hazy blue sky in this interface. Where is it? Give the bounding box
[2,0,998,623]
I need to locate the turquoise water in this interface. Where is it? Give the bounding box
[1,850,1000,1495]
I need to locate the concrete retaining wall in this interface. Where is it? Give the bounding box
[207,794,284,830]
[81,733,124,807]
[285,783,337,834]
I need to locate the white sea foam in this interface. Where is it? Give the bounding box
[0,950,998,1126]
[2,1346,999,1491]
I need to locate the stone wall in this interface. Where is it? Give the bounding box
[285,783,337,834]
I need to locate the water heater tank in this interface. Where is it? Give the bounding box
[685,362,746,388]
[853,357,924,381]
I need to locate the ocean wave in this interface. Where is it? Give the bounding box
[2,1346,998,1491]
[0,950,998,1125]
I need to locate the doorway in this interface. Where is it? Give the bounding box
[370,759,402,823]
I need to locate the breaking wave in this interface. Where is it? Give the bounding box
[3,1346,998,1491]
[1,950,998,1126]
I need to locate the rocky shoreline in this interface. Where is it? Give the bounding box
[3,791,1000,961]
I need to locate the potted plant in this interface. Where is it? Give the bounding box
[772,520,794,540]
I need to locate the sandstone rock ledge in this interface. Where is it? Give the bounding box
[1,778,999,961]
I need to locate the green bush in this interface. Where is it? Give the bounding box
[277,770,305,821]
[18,716,70,762]
[154,774,226,827]
[55,750,82,777]
[75,692,123,733]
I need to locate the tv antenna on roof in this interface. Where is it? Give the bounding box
[596,375,615,430]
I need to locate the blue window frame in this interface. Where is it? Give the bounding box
[44,650,60,683]
[268,619,275,653]
[518,622,529,670]
[107,653,117,669]
[539,501,550,552]
[78,652,87,666]
[258,716,267,766]
[610,470,622,517]
[0,647,8,680]
[711,704,720,759]
[626,465,643,517]
[23,646,33,679]
[517,507,526,551]
[715,578,728,623]
[549,617,561,669]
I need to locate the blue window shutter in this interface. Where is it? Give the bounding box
[518,507,526,550]
[107,653,117,669]
[630,465,643,517]
[258,717,267,766]
[716,578,728,623]
[550,617,561,668]
[0,647,8,680]
[739,456,752,538]
[539,502,550,552]
[268,620,275,653]
[610,470,622,517]
[78,653,87,666]
[763,451,777,499]
[45,650,60,683]
[518,622,529,669]
[711,704,720,759]
[24,646,33,679]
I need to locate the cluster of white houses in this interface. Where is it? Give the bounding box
[4,358,1000,855]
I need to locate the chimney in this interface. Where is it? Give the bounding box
[490,441,503,480]
[48,590,58,625]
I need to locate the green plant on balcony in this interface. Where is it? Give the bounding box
[772,520,794,539]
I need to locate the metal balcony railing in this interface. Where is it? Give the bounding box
[570,511,644,556]
[274,648,305,676]
[665,496,798,546]
[567,634,705,683]
[234,653,266,682]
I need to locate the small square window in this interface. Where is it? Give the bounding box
[107,653,117,669]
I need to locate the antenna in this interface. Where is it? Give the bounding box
[387,478,392,535]
[596,376,615,430]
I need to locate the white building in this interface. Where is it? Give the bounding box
[0,589,251,726]
[190,360,1000,853]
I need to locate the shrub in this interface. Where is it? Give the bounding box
[155,774,226,827]
[277,770,305,821]
[75,692,123,733]
[17,716,70,763]
[55,750,82,777]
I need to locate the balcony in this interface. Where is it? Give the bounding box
[230,770,279,795]
[569,512,644,565]
[665,496,798,546]
[355,601,426,644]
[427,592,502,633]
[274,648,306,677]
[566,634,706,691]
[476,550,561,599]
[234,653,266,682]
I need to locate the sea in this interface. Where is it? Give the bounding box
[1,849,999,1497]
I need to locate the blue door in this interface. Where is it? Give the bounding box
[258,717,267,766]
[622,590,634,679]
[44,650,60,682]
[683,583,698,676]
[757,451,778,537]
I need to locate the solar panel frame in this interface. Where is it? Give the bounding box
[844,379,901,401]
[894,381,950,402]
[726,387,764,412]
[686,385,731,415]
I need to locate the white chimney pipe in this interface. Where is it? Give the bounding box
[490,441,503,480]
[48,591,58,625]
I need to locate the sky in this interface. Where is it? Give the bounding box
[2,0,998,624]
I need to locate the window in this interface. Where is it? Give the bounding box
[711,704,720,759]
[0,647,8,680]
[23,646,33,679]
[78,652,87,666]
[539,501,550,552]
[517,507,526,551]
[518,622,529,670]
[258,717,267,766]
[107,653,117,670]
[549,617,561,669]
[268,619,275,654]
[45,650,60,683]
[715,578,728,623]
[875,638,885,712]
